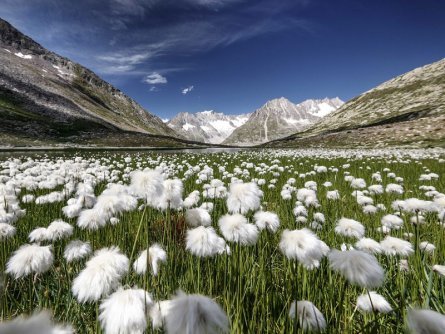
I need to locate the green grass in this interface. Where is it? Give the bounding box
[1,150,444,333]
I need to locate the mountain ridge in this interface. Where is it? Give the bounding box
[223,97,343,145]
[167,110,251,144]
[0,18,183,147]
[264,58,445,148]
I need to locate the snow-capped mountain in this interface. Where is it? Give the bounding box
[167,110,251,144]
[223,97,343,145]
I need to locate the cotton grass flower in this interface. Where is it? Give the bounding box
[133,244,167,276]
[326,190,340,200]
[183,190,200,208]
[77,209,107,230]
[357,195,373,206]
[386,183,404,194]
[363,204,377,214]
[381,214,404,229]
[149,300,173,329]
[351,178,366,189]
[72,246,129,303]
[355,238,383,254]
[129,169,164,205]
[335,218,365,239]
[165,291,229,334]
[393,198,436,213]
[296,188,319,207]
[0,222,16,240]
[253,211,280,233]
[313,212,325,223]
[420,241,435,254]
[433,265,445,277]
[6,244,54,278]
[293,205,308,217]
[0,311,73,334]
[226,182,262,214]
[289,300,326,332]
[218,214,258,245]
[407,308,445,334]
[328,249,384,288]
[29,227,50,243]
[356,292,392,313]
[64,240,91,263]
[186,226,227,257]
[279,228,329,269]
[185,208,211,227]
[47,219,73,241]
[158,179,184,210]
[368,184,384,195]
[380,236,414,257]
[99,287,153,334]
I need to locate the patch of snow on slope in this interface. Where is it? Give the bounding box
[310,102,336,117]
[183,123,195,131]
[200,125,211,132]
[232,117,249,127]
[52,65,74,78]
[14,52,32,59]
[209,120,236,134]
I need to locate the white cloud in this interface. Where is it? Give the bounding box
[182,85,194,95]
[149,86,159,92]
[144,72,167,84]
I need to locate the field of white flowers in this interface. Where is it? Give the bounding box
[1,148,445,333]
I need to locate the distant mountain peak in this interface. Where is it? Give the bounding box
[167,109,251,144]
[167,97,343,145]
[223,97,343,145]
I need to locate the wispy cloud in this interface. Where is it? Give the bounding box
[0,0,312,77]
[144,72,167,84]
[182,85,194,95]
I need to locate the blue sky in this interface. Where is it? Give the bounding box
[1,0,444,119]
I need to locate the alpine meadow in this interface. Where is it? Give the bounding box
[1,0,445,333]
[1,149,445,333]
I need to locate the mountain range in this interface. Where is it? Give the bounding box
[167,97,343,145]
[167,110,250,144]
[0,18,443,148]
[223,97,343,145]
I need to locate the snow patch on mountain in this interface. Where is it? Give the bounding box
[14,52,32,59]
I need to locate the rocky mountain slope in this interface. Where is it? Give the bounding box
[167,110,250,144]
[223,97,343,145]
[265,58,445,148]
[0,18,183,147]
